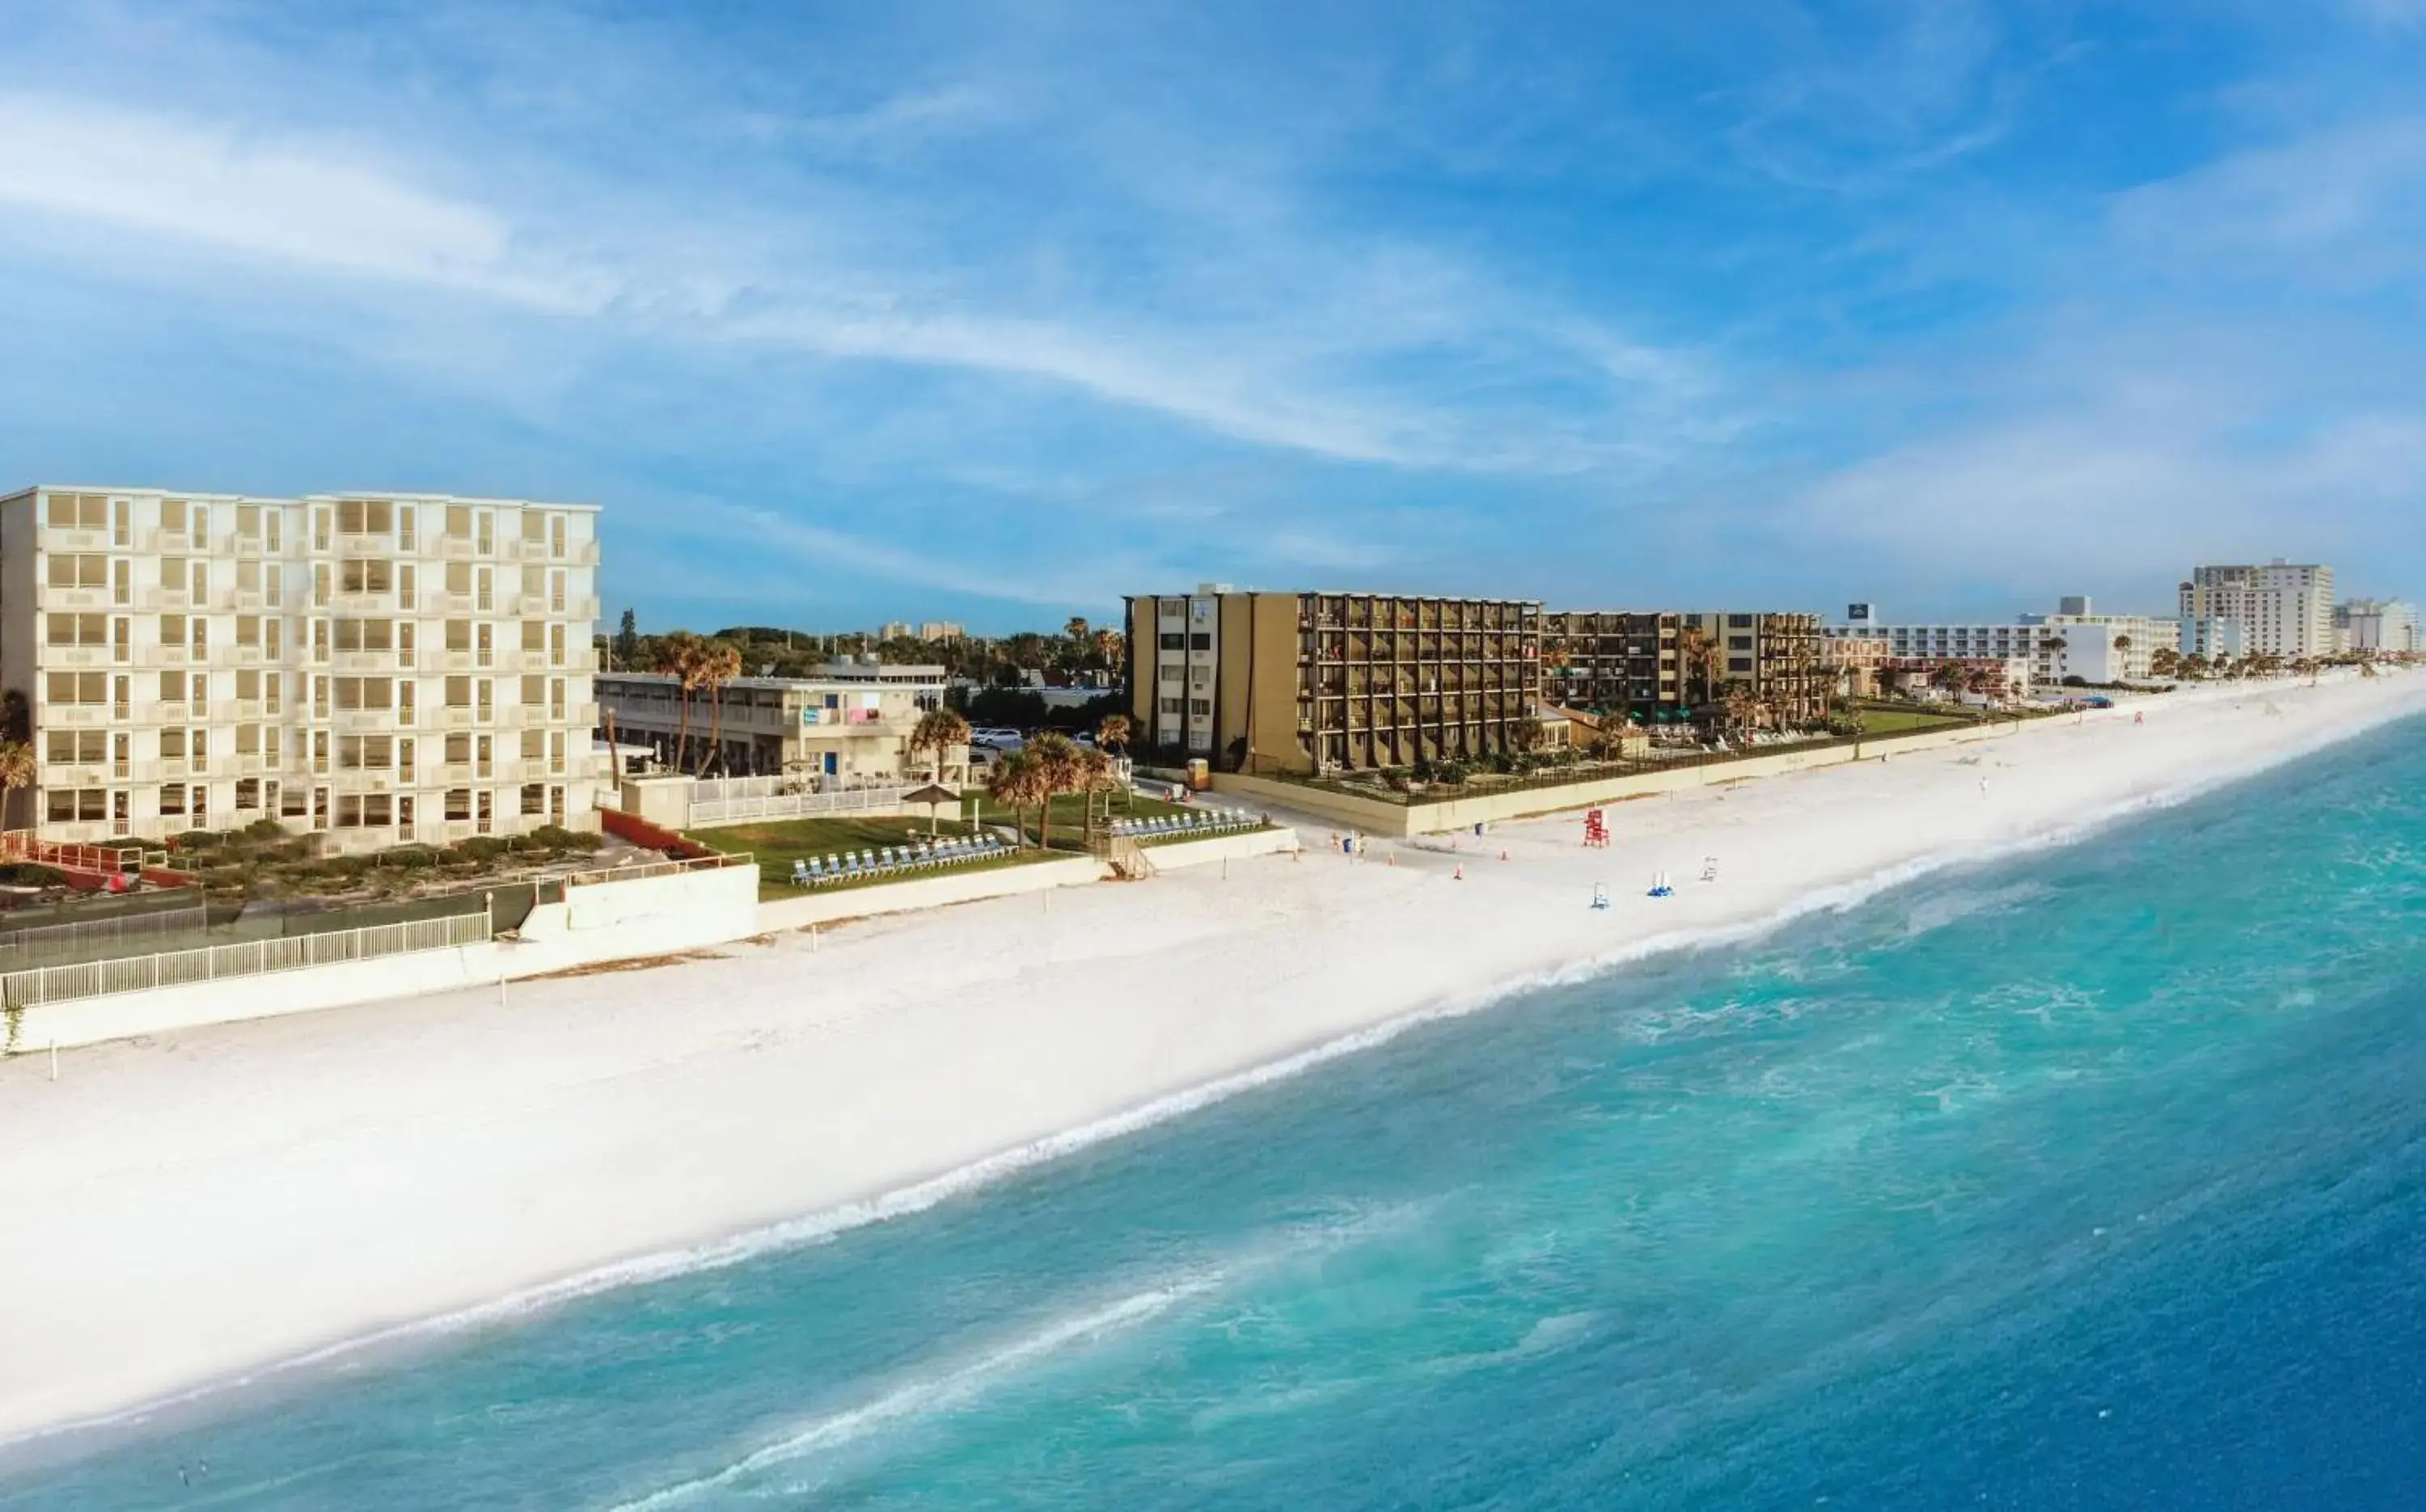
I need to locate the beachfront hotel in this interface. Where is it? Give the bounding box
[2335,598,2420,655]
[1122,587,1543,774]
[2179,563,2335,659]
[1826,598,2176,686]
[1541,610,1830,728]
[596,657,967,784]
[0,485,604,851]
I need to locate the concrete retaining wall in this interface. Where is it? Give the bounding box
[1212,721,2018,836]
[13,864,761,1053]
[755,854,1108,932]
[1139,826,1301,870]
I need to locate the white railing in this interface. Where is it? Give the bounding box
[689,783,916,828]
[0,910,490,1009]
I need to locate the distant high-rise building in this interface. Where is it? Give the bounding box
[2335,598,2420,654]
[2178,563,2335,658]
[875,620,914,642]
[916,621,966,642]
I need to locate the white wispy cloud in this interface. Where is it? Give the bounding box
[0,80,1718,479]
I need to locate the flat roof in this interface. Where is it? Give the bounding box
[6,484,602,513]
[600,667,945,691]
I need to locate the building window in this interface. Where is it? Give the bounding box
[158,783,186,817]
[47,552,108,589]
[446,788,472,821]
[45,670,107,705]
[1160,633,1183,650]
[48,493,108,530]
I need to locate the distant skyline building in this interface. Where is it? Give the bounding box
[2178,562,2335,659]
[2334,598,2419,654]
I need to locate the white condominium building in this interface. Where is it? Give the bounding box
[2178,563,2335,658]
[2031,609,2179,682]
[2335,598,2420,654]
[0,485,603,852]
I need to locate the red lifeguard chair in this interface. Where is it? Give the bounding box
[1583,809,1609,847]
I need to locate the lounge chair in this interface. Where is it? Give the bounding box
[791,859,812,886]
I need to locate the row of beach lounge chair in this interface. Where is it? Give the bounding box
[788,834,1005,886]
[1108,808,1257,839]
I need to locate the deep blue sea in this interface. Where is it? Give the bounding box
[9,717,2426,1510]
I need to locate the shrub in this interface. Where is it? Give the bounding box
[173,829,225,850]
[453,837,509,864]
[382,846,440,870]
[244,817,287,842]
[0,863,69,888]
[1435,760,1469,787]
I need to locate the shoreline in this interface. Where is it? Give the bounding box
[5,674,2425,1451]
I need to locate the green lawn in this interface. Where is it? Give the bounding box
[1854,706,1970,733]
[966,788,1198,850]
[708,814,1046,900]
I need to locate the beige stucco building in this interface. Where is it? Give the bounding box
[595,658,968,785]
[0,484,603,851]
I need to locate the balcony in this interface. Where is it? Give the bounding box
[147,530,192,553]
[332,650,398,674]
[332,709,396,733]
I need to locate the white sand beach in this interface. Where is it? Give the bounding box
[4,673,2424,1446]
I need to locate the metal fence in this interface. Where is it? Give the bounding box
[0,897,214,964]
[0,909,491,1010]
[690,783,915,827]
[1274,716,2008,807]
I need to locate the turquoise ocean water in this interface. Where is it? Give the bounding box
[7,716,2426,1510]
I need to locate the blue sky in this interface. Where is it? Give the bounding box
[2,0,2423,634]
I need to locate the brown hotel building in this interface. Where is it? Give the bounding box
[1124,588,1543,775]
[1542,610,1829,728]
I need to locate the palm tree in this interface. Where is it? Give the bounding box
[1076,747,1121,848]
[0,740,32,831]
[1674,625,1724,731]
[696,639,744,775]
[1026,732,1083,851]
[909,707,972,783]
[984,748,1044,847]
[1096,712,1131,758]
[652,629,704,771]
[2149,647,2182,680]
